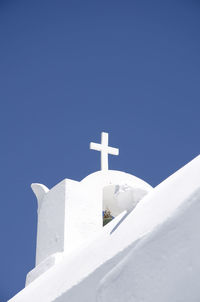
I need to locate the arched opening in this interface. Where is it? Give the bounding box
[81,170,153,228]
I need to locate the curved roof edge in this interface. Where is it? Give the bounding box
[81,170,153,190]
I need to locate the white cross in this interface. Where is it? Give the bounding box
[90,132,119,171]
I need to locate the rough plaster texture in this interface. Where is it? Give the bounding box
[28,169,152,285]
[9,156,200,302]
[28,177,104,284]
[97,188,200,302]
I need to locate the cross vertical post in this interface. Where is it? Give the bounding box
[90,132,119,171]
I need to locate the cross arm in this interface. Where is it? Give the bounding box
[108,146,119,156]
[90,142,102,151]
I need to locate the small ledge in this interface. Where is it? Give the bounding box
[25,253,63,286]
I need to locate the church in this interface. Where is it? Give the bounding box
[8,132,200,302]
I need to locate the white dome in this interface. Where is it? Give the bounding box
[81,170,153,217]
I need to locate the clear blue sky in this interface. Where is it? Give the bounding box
[0,0,200,300]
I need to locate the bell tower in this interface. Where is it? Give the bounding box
[26,132,152,286]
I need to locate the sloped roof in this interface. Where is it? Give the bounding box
[9,155,200,302]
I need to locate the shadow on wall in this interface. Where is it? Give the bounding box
[103,185,118,226]
[102,183,149,228]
